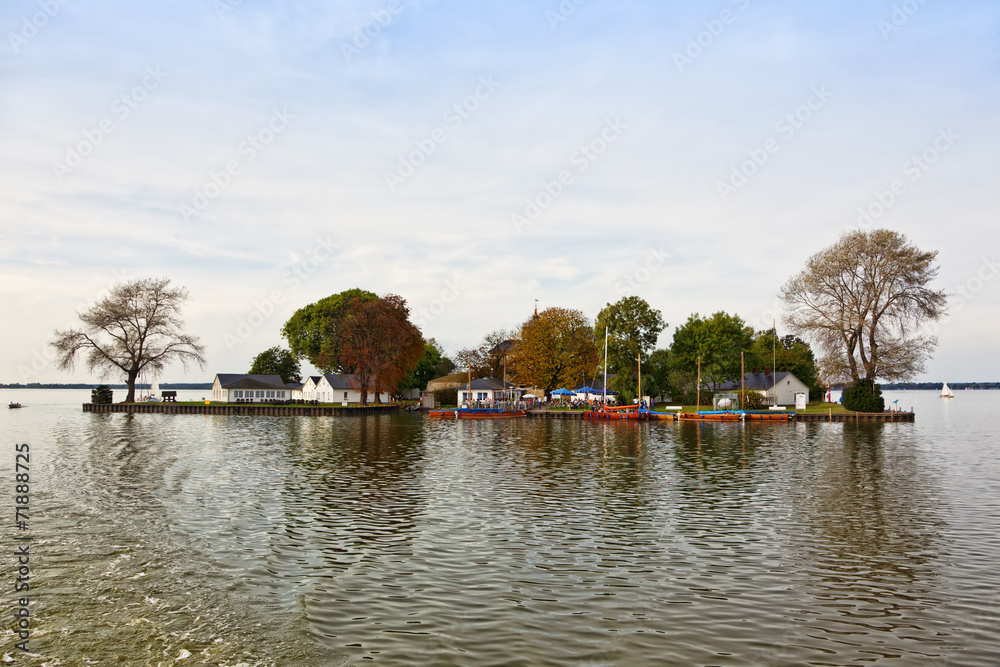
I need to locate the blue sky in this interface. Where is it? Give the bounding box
[3,0,998,384]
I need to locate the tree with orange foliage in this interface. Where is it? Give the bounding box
[336,294,424,405]
[513,307,599,393]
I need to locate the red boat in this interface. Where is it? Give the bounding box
[583,405,647,421]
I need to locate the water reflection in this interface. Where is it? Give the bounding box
[778,422,952,662]
[18,399,994,666]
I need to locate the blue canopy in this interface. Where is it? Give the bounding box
[551,388,575,395]
[575,386,597,394]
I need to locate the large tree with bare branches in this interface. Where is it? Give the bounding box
[779,230,946,384]
[51,278,206,402]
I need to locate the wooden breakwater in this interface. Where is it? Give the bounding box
[794,411,914,422]
[83,403,400,416]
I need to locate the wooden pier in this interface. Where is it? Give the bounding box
[83,403,400,416]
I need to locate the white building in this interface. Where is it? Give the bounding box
[212,374,291,403]
[455,378,515,403]
[717,372,811,407]
[314,373,391,404]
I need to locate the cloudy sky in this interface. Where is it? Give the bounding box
[3,0,998,384]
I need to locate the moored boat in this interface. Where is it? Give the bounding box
[677,410,742,422]
[584,405,647,420]
[429,407,527,419]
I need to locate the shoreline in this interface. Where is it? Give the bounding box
[80,403,913,421]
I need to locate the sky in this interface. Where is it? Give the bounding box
[2,0,998,384]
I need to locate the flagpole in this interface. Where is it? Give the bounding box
[696,355,701,413]
[741,351,745,411]
[772,320,777,407]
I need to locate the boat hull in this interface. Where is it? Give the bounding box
[678,412,742,422]
[428,409,527,419]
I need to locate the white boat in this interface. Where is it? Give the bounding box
[940,382,954,398]
[139,369,163,402]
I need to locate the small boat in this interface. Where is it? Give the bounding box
[429,407,527,420]
[9,402,22,409]
[639,408,677,420]
[941,382,954,398]
[677,410,742,422]
[584,405,648,421]
[742,410,793,422]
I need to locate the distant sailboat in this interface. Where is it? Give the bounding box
[940,382,954,398]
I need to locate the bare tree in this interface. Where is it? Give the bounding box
[780,230,946,383]
[51,278,206,402]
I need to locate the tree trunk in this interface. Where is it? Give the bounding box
[125,368,139,403]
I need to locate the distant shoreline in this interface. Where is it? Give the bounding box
[1,383,213,390]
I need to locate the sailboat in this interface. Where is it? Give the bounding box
[940,382,954,398]
[139,368,163,402]
[585,328,648,421]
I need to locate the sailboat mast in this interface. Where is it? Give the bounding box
[603,327,608,407]
[696,356,701,412]
[637,354,641,406]
[741,351,745,411]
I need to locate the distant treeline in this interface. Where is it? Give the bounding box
[1,383,213,389]
[881,382,1000,390]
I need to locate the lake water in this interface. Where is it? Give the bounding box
[2,389,999,665]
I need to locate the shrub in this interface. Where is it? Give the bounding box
[91,385,113,404]
[842,379,885,412]
[434,388,458,407]
[739,390,767,410]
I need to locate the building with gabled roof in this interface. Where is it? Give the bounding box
[212,374,292,402]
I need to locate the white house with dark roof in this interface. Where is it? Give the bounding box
[716,372,810,407]
[301,376,322,401]
[455,377,515,403]
[212,374,291,403]
[314,373,391,404]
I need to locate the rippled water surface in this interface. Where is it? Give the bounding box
[3,389,999,665]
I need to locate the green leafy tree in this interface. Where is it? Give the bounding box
[280,288,378,372]
[746,331,823,400]
[594,297,666,401]
[641,348,671,401]
[402,338,451,392]
[248,346,301,384]
[669,312,754,392]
